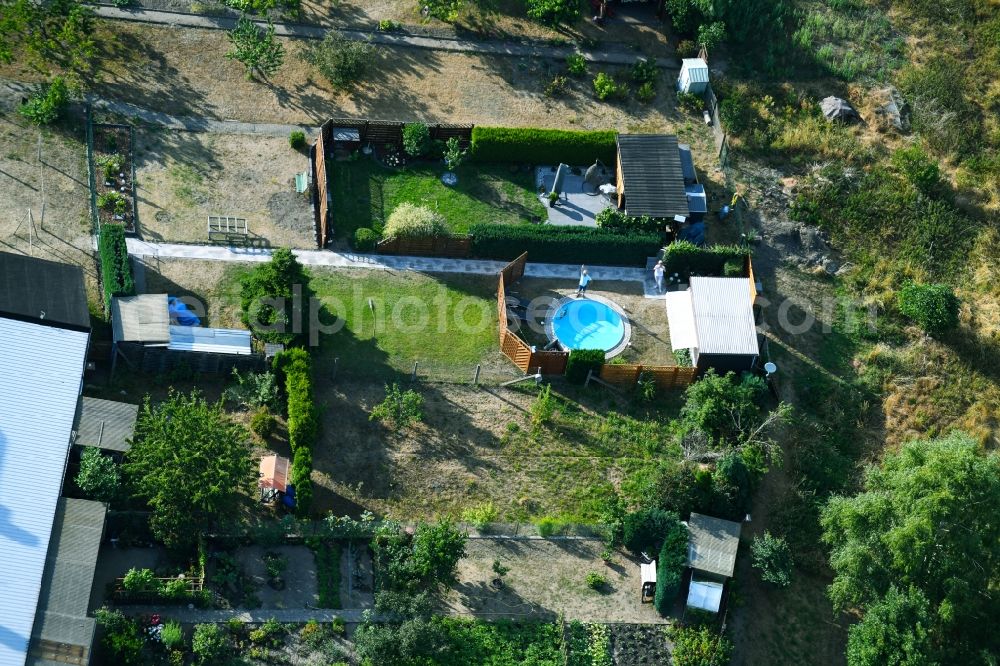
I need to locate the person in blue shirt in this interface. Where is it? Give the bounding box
[576,267,591,297]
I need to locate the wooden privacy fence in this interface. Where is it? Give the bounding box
[376,235,472,258]
[311,130,330,247]
[498,253,570,375]
[599,363,697,390]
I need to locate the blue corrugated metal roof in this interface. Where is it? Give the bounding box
[0,317,89,666]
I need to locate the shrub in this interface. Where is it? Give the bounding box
[526,0,580,26]
[661,241,747,278]
[383,203,449,239]
[697,21,726,50]
[566,52,587,76]
[250,406,277,440]
[469,223,660,265]
[751,531,793,587]
[98,223,135,312]
[423,0,463,21]
[461,501,499,529]
[621,508,677,555]
[676,39,698,58]
[95,608,143,665]
[585,572,607,590]
[377,18,400,31]
[630,58,658,86]
[224,368,280,410]
[636,81,656,103]
[530,384,557,435]
[892,144,940,195]
[674,348,693,367]
[289,130,306,149]
[122,567,158,592]
[76,447,120,503]
[161,621,184,650]
[654,519,688,615]
[353,227,379,251]
[722,259,744,277]
[98,191,127,214]
[273,348,317,515]
[668,625,734,666]
[96,153,124,181]
[369,382,423,429]
[537,516,563,537]
[677,91,703,115]
[19,76,69,125]
[565,348,605,384]
[544,75,568,97]
[192,623,229,665]
[595,208,663,233]
[226,17,284,81]
[306,30,378,89]
[470,126,617,165]
[249,617,283,646]
[239,247,310,345]
[403,122,431,157]
[593,72,626,101]
[443,136,467,169]
[897,282,959,336]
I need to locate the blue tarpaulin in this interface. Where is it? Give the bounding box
[282,484,296,508]
[168,296,201,326]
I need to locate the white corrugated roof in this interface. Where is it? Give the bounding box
[689,277,759,356]
[168,325,253,355]
[686,577,724,612]
[681,58,710,82]
[665,290,698,351]
[0,317,89,666]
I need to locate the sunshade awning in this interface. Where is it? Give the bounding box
[640,561,657,585]
[665,290,698,351]
[259,455,289,492]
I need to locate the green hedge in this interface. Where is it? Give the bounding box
[274,348,317,516]
[565,349,605,384]
[471,126,617,165]
[654,520,689,616]
[469,224,660,265]
[661,241,748,279]
[98,224,135,313]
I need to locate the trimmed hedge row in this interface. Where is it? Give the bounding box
[654,520,689,616]
[469,224,660,266]
[661,241,748,279]
[274,348,318,516]
[98,224,135,312]
[470,126,617,165]
[565,349,606,384]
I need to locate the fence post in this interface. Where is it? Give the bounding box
[473,364,481,385]
[585,369,593,387]
[331,357,339,382]
[411,361,419,382]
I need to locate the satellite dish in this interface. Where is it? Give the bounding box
[764,362,777,375]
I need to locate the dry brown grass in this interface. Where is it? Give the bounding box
[79,21,689,130]
[134,129,316,247]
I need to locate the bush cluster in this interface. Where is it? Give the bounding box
[98,223,135,313]
[383,203,449,239]
[595,208,664,234]
[274,348,318,515]
[897,282,959,336]
[592,72,627,101]
[470,126,617,165]
[526,0,580,26]
[402,122,432,157]
[119,568,208,605]
[661,241,748,278]
[18,76,69,125]
[288,130,306,149]
[469,223,660,265]
[565,348,606,384]
[353,227,379,251]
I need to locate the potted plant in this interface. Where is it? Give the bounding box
[548,191,560,208]
[490,558,509,590]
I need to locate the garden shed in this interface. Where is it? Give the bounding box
[615,134,689,219]
[677,58,709,94]
[685,512,742,614]
[74,396,139,454]
[665,276,759,373]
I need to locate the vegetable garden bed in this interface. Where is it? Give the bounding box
[92,123,137,234]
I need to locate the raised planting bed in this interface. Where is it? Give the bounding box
[92,123,137,234]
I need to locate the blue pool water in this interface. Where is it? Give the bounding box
[551,298,626,352]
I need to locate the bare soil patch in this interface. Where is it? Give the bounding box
[0,89,100,309]
[134,129,315,248]
[235,545,319,609]
[443,537,666,624]
[86,21,702,133]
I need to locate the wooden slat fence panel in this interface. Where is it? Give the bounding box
[599,364,697,389]
[311,124,330,247]
[376,235,471,258]
[500,252,528,287]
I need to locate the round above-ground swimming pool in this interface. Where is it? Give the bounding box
[547,295,631,357]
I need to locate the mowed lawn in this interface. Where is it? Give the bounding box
[328,159,546,239]
[307,268,507,381]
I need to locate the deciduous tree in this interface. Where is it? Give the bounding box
[125,391,254,550]
[226,16,284,80]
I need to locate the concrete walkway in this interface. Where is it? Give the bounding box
[94,5,679,68]
[88,96,316,136]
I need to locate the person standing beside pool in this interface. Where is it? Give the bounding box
[576,266,591,297]
[653,261,665,293]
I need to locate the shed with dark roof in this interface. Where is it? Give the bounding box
[0,252,90,331]
[74,397,139,453]
[615,135,689,219]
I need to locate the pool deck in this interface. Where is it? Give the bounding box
[535,166,615,227]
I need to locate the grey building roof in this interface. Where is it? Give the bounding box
[27,498,106,666]
[690,277,759,356]
[74,397,139,453]
[687,512,742,578]
[0,252,90,331]
[112,294,169,343]
[617,134,689,219]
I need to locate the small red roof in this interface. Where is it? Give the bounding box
[258,455,289,492]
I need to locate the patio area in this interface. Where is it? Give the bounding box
[535,165,615,226]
